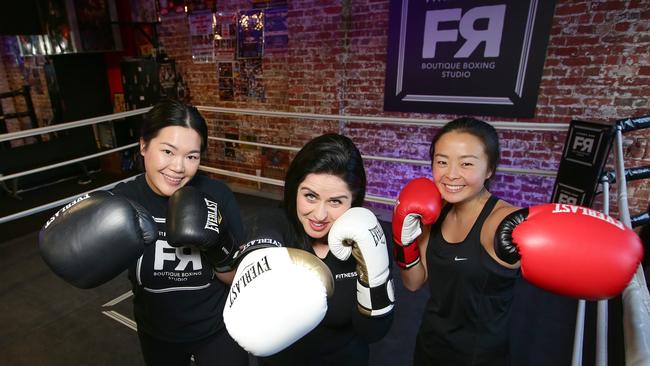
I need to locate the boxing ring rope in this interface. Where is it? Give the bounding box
[599,175,612,366]
[572,174,613,366]
[209,136,558,177]
[197,106,570,131]
[0,108,562,224]
[0,107,152,143]
[0,175,137,224]
[571,176,616,366]
[613,117,650,366]
[0,143,138,182]
[569,116,650,366]
[3,107,649,364]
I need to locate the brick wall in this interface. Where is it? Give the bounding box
[135,0,650,213]
[1,0,649,218]
[152,0,650,216]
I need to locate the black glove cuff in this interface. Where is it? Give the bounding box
[357,275,395,317]
[232,238,283,265]
[494,208,528,264]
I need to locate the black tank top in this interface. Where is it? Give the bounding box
[416,195,518,365]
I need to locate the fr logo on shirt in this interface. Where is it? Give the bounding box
[154,240,203,271]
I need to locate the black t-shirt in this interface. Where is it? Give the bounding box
[112,173,244,342]
[246,208,394,366]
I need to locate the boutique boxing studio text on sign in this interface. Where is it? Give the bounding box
[384,0,556,118]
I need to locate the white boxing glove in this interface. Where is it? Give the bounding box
[223,246,334,357]
[328,207,395,317]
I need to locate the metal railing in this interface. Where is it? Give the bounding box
[613,117,650,366]
[0,107,564,223]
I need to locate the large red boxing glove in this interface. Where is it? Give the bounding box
[495,203,643,300]
[392,178,442,269]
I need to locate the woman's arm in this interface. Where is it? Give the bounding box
[480,202,521,269]
[211,180,246,284]
[215,270,235,284]
[219,184,245,247]
[399,224,431,291]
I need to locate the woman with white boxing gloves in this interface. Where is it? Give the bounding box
[223,133,395,365]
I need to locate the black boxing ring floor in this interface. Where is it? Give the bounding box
[0,170,623,366]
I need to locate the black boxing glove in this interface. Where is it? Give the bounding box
[167,186,237,272]
[39,191,157,289]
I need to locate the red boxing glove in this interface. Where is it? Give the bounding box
[392,178,442,269]
[495,203,643,300]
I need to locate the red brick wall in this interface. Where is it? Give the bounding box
[1,0,649,218]
[545,0,650,216]
[151,0,650,216]
[152,0,650,213]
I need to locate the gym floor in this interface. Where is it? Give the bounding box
[0,170,621,366]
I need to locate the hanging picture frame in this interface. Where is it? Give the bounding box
[215,12,237,60]
[189,10,215,63]
[217,61,236,101]
[237,9,264,59]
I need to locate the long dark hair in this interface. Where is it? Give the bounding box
[141,98,208,153]
[429,117,500,188]
[284,133,366,249]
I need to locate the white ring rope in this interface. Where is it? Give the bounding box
[0,106,567,224]
[209,136,557,177]
[0,107,152,142]
[200,165,285,186]
[0,175,137,224]
[0,143,138,182]
[198,165,397,206]
[210,136,430,166]
[197,106,570,132]
[613,126,650,366]
[209,136,301,152]
[0,106,570,145]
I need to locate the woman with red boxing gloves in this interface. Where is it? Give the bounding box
[393,117,520,365]
[392,117,642,366]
